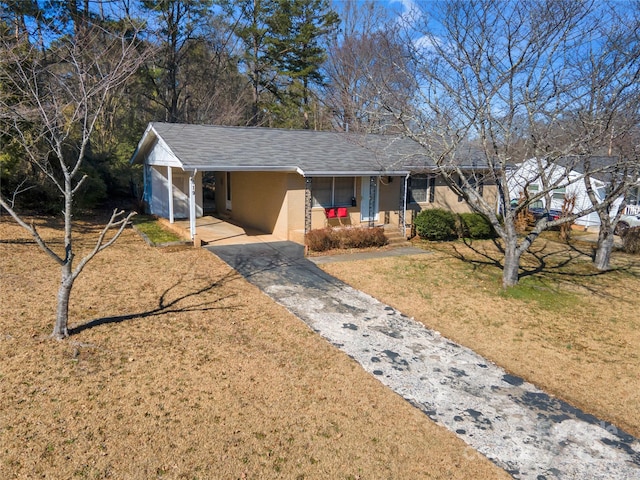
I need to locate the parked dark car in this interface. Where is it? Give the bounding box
[529,207,562,222]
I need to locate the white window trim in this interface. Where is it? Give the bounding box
[408,174,435,204]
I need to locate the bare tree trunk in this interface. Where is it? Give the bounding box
[53,268,73,339]
[502,234,521,288]
[594,228,615,271]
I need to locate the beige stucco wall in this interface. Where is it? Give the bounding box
[408,177,499,218]
[225,171,289,237]
[212,171,310,242]
[310,176,404,232]
[286,174,307,243]
[208,171,500,245]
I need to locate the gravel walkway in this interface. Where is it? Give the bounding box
[207,241,640,480]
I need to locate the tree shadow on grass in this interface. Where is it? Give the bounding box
[0,213,132,244]
[69,270,241,336]
[439,237,639,299]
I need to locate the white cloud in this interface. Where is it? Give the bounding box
[390,0,421,27]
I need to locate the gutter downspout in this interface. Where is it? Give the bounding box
[403,173,409,237]
[189,169,198,242]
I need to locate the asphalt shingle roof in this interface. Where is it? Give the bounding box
[134,122,432,175]
[555,155,622,181]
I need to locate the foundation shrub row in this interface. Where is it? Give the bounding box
[306,226,387,252]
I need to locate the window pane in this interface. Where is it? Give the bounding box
[312,177,332,207]
[408,176,428,203]
[334,177,354,206]
[552,187,566,200]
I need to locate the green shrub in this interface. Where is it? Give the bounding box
[622,227,640,255]
[305,226,387,252]
[414,208,457,241]
[458,212,496,239]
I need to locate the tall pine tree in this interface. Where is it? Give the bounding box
[235,0,338,128]
[266,0,338,128]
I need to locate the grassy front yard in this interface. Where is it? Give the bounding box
[131,215,184,245]
[321,235,640,439]
[0,216,507,479]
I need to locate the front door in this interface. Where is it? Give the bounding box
[360,176,379,222]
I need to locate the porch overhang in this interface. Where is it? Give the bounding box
[179,165,300,173]
[174,165,411,177]
[300,170,411,177]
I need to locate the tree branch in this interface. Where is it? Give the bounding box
[0,196,64,265]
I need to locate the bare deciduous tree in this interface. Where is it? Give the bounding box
[0,11,150,339]
[583,139,640,270]
[323,0,416,133]
[383,0,640,287]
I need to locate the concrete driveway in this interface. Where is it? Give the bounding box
[207,241,640,480]
[171,216,283,246]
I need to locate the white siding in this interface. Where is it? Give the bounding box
[146,137,182,167]
[507,158,614,227]
[148,166,203,219]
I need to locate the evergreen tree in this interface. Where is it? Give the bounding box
[266,0,338,128]
[234,0,278,126]
[234,0,338,128]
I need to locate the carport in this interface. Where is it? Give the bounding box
[170,215,283,246]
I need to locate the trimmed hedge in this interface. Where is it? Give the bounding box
[306,226,387,252]
[458,212,496,239]
[414,208,457,241]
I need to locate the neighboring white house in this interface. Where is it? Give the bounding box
[508,157,640,229]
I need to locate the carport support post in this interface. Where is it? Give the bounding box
[168,166,174,223]
[369,176,376,228]
[304,177,312,235]
[400,174,408,237]
[189,169,197,243]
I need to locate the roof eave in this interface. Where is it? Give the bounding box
[178,166,411,176]
[404,165,492,171]
[129,123,156,165]
[180,165,300,173]
[302,170,411,177]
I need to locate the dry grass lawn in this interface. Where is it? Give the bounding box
[0,215,509,479]
[321,235,640,440]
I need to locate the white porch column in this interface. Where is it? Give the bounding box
[167,166,174,223]
[402,173,409,236]
[189,169,197,241]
